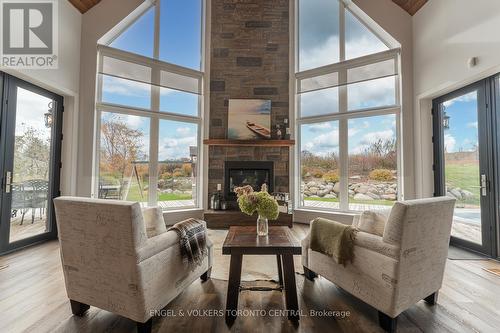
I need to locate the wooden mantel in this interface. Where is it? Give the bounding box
[203,139,295,147]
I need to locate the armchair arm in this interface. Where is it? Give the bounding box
[136,230,179,263]
[136,220,209,263]
[354,231,400,259]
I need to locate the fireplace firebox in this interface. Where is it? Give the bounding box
[224,161,274,202]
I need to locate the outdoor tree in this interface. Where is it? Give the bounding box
[100,115,145,198]
[14,126,50,182]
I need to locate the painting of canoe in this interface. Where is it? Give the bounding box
[246,121,271,139]
[228,99,271,140]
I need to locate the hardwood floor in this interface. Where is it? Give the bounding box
[1,224,499,333]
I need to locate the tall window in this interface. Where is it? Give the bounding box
[296,0,401,211]
[95,0,204,210]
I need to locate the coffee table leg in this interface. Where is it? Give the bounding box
[282,254,299,320]
[276,254,283,287]
[226,253,243,322]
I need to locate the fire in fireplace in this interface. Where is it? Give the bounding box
[224,161,274,201]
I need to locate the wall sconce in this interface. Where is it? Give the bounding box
[44,101,54,128]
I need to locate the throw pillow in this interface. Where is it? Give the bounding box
[357,209,391,237]
[142,207,167,238]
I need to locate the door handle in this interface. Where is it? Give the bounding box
[5,171,11,193]
[480,174,487,197]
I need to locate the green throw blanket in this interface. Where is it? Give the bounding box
[310,217,358,266]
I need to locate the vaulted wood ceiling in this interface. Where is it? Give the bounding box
[68,0,427,17]
[68,0,101,14]
[392,0,428,16]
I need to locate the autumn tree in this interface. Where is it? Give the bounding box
[100,115,145,198]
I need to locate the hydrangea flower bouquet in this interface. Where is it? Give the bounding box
[234,184,279,236]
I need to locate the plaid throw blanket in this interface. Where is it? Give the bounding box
[168,218,207,268]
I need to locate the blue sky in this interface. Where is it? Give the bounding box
[110,0,201,70]
[442,92,479,153]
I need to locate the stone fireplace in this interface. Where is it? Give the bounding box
[207,0,291,206]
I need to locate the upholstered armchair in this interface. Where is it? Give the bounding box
[53,197,213,333]
[302,197,455,333]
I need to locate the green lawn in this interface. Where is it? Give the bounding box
[124,183,192,202]
[158,193,192,201]
[445,162,480,205]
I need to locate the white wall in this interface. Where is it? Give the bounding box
[413,0,500,198]
[0,0,82,196]
[76,0,144,196]
[354,0,415,200]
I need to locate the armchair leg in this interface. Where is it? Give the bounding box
[303,266,317,281]
[378,311,397,333]
[200,267,212,282]
[70,300,90,316]
[136,318,152,333]
[424,291,439,305]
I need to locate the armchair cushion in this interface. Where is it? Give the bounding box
[356,209,390,237]
[142,207,167,238]
[354,231,400,259]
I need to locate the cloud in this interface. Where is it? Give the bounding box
[300,87,339,117]
[159,136,196,160]
[347,76,395,110]
[360,129,394,144]
[303,128,340,156]
[176,126,193,137]
[443,91,476,108]
[300,35,340,71]
[102,75,151,97]
[348,129,395,154]
[467,121,478,129]
[444,133,456,152]
[15,87,53,138]
[124,114,145,128]
[307,122,332,132]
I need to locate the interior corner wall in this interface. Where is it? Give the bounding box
[76,0,144,197]
[353,0,415,200]
[413,0,500,199]
[0,0,82,196]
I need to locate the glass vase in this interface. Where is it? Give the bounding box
[257,214,268,236]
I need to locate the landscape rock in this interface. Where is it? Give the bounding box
[354,193,374,201]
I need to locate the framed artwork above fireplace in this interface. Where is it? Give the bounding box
[227,99,271,140]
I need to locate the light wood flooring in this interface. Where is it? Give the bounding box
[0,224,499,333]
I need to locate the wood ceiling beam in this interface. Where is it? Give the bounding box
[68,0,101,14]
[392,0,428,16]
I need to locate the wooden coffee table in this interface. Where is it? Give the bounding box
[222,226,302,321]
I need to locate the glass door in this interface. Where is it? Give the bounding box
[0,74,63,254]
[433,79,496,255]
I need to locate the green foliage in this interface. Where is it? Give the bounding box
[369,169,393,181]
[14,126,50,181]
[322,170,339,183]
[235,184,279,220]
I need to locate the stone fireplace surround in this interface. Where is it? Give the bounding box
[207,0,291,207]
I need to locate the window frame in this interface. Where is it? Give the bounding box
[93,0,206,211]
[294,0,403,213]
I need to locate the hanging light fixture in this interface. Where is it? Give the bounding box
[44,101,54,128]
